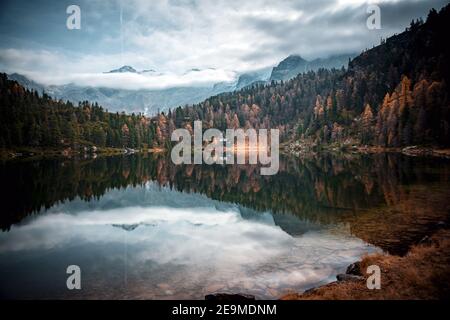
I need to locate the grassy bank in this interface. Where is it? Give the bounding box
[281,228,450,300]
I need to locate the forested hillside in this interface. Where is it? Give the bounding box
[1,5,449,153]
[153,5,449,148]
[0,73,157,151]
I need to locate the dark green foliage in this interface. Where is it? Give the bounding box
[0,74,154,150]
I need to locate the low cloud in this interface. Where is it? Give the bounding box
[0,48,236,90]
[0,0,447,89]
[33,69,236,90]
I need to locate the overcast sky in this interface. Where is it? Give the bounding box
[0,0,448,90]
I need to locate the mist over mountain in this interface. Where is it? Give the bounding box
[235,67,273,90]
[7,73,46,93]
[7,53,356,115]
[270,53,356,81]
[7,73,226,115]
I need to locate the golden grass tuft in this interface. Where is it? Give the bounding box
[281,229,450,300]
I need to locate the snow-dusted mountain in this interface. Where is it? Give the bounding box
[105,66,161,75]
[270,53,356,81]
[7,53,356,115]
[8,72,230,114]
[235,66,272,90]
[105,65,138,73]
[7,68,267,115]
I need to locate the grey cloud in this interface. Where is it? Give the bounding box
[1,0,448,89]
[378,0,449,28]
[242,0,449,60]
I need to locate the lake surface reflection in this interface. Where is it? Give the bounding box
[0,153,449,299]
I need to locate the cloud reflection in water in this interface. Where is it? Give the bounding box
[0,183,379,299]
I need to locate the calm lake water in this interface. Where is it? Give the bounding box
[0,153,449,299]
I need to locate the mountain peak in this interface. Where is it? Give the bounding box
[270,53,355,81]
[106,66,137,73]
[286,54,306,61]
[279,55,308,67]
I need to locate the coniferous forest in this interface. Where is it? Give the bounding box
[1,5,449,153]
[0,75,157,151]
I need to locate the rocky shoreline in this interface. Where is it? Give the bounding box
[280,223,450,300]
[0,146,166,161]
[205,232,449,301]
[204,218,450,300]
[284,140,450,159]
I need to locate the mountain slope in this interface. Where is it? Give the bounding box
[0,73,158,151]
[270,53,355,81]
[7,73,46,93]
[6,74,230,114]
[154,4,450,149]
[7,54,353,115]
[235,67,273,90]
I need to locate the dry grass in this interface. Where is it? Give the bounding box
[281,229,450,300]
